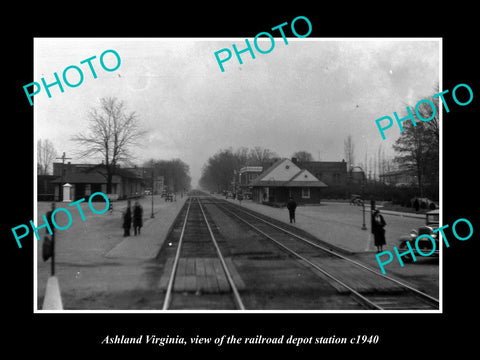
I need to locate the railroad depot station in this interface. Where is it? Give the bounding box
[238,157,352,205]
[247,158,328,204]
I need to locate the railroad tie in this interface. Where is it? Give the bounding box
[159,257,246,294]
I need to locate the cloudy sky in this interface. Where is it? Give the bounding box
[34,38,440,187]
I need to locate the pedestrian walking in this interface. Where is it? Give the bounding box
[413,198,420,213]
[123,200,132,237]
[133,200,143,236]
[237,192,243,205]
[371,209,386,252]
[286,197,297,224]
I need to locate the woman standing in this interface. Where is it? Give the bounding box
[123,200,132,237]
[371,209,386,252]
[133,200,143,236]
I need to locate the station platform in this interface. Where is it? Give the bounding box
[36,195,188,310]
[105,196,188,260]
[217,196,424,254]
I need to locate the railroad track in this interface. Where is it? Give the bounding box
[211,198,439,311]
[161,197,245,310]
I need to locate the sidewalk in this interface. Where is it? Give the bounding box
[322,201,425,219]
[36,195,188,310]
[105,196,187,259]
[219,197,424,254]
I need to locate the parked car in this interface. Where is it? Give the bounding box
[350,194,364,206]
[411,197,438,210]
[397,209,439,263]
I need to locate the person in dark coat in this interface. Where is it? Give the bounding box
[133,200,143,236]
[123,200,132,237]
[413,198,420,213]
[286,197,297,224]
[371,209,386,252]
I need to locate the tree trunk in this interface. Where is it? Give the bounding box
[416,161,423,198]
[106,171,113,194]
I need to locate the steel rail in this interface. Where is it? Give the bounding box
[196,198,246,310]
[220,204,382,310]
[222,201,439,308]
[162,198,193,310]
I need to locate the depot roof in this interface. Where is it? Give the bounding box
[250,158,328,188]
[51,164,141,184]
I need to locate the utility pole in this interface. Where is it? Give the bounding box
[56,152,72,185]
[151,160,155,218]
[50,152,71,275]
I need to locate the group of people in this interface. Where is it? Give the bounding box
[120,194,388,250]
[285,197,387,253]
[122,200,143,237]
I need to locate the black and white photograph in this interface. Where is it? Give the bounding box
[34,37,441,312]
[5,7,478,356]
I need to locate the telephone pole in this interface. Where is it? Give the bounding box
[56,152,72,184]
[51,152,71,275]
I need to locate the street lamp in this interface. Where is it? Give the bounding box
[233,169,237,199]
[361,195,367,230]
[353,166,367,230]
[151,161,155,218]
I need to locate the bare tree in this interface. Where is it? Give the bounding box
[363,146,368,178]
[248,146,278,167]
[292,150,314,162]
[37,138,57,175]
[376,144,383,180]
[71,97,145,193]
[343,135,355,171]
[393,91,439,198]
[235,147,250,167]
[145,158,191,193]
[199,146,279,192]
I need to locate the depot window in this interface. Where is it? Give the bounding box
[302,187,310,199]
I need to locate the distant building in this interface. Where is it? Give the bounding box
[37,174,57,201]
[49,162,144,201]
[293,158,348,198]
[295,159,348,187]
[349,166,366,183]
[132,167,164,194]
[250,158,328,205]
[238,166,263,193]
[379,169,417,187]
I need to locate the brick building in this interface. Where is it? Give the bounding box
[50,162,144,201]
[237,166,263,194]
[295,159,348,198]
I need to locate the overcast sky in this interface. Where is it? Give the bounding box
[34,38,440,187]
